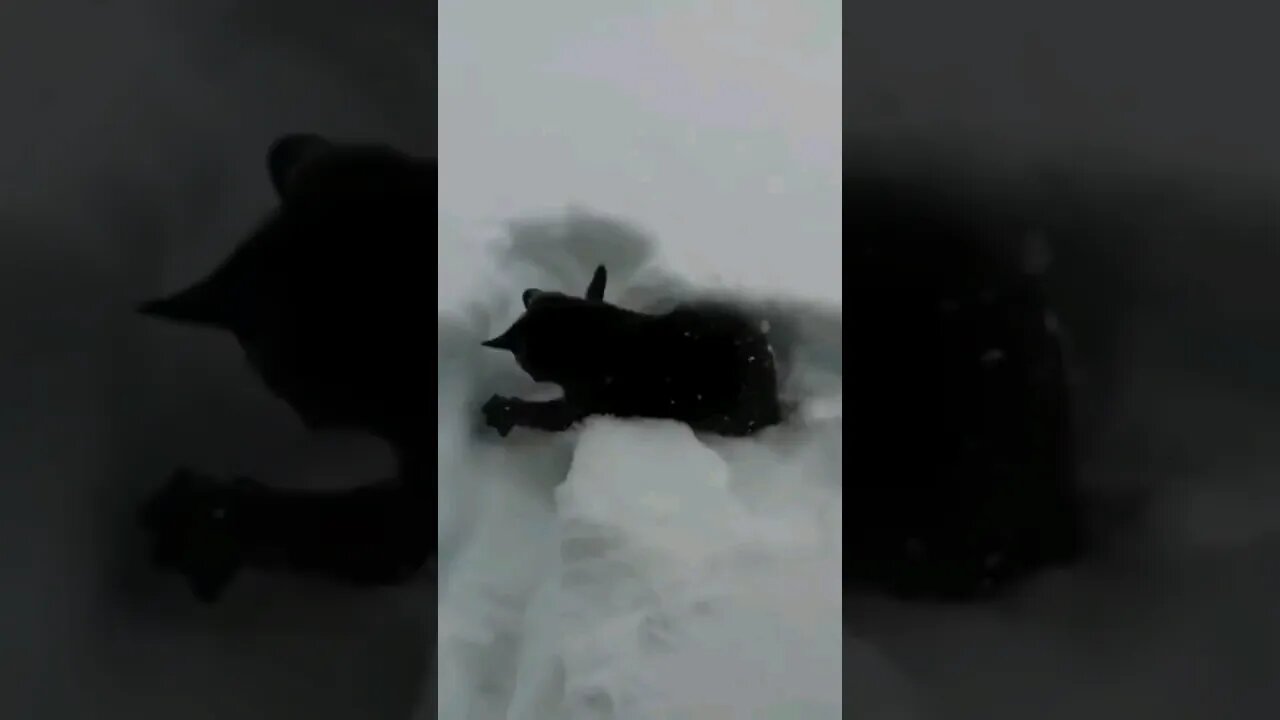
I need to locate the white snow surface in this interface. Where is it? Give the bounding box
[434,213,843,719]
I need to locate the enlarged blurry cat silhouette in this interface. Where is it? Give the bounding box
[137,133,437,602]
[847,171,1084,600]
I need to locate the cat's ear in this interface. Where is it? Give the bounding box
[482,321,525,353]
[267,133,332,198]
[585,264,607,301]
[137,273,236,329]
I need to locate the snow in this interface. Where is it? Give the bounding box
[511,418,839,719]
[434,211,843,718]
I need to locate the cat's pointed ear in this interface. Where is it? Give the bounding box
[267,133,332,198]
[481,322,525,352]
[585,264,607,301]
[137,274,235,329]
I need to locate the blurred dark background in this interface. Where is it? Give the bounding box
[846,3,1280,718]
[0,2,432,718]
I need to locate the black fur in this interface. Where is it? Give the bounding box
[140,133,435,439]
[480,267,784,438]
[136,134,435,601]
[848,171,1084,601]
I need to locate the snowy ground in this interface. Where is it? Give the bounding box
[435,212,843,718]
[5,1,1280,719]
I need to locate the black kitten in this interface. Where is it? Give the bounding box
[480,266,785,438]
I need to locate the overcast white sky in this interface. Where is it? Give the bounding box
[438,0,843,299]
